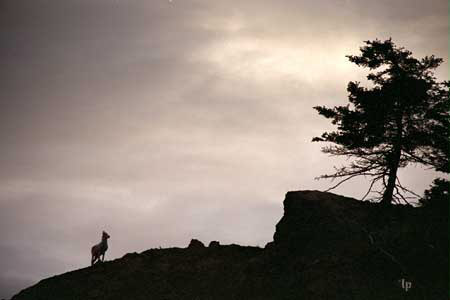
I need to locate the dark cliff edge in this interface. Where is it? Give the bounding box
[11,191,448,300]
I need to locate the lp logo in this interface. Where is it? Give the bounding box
[399,278,412,292]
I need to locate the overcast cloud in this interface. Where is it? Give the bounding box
[0,0,448,298]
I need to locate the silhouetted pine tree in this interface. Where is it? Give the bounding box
[420,178,449,208]
[313,39,449,205]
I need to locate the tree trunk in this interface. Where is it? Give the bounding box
[381,147,401,205]
[381,115,403,205]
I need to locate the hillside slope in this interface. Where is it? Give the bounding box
[11,191,448,300]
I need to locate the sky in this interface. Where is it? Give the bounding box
[0,0,448,298]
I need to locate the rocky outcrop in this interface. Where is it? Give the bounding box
[208,241,220,248]
[270,190,448,299]
[188,238,205,249]
[11,191,448,300]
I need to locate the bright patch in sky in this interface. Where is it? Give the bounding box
[199,37,359,84]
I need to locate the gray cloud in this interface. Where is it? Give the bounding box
[0,0,447,298]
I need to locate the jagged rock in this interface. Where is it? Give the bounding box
[188,238,205,249]
[11,191,448,300]
[208,241,220,248]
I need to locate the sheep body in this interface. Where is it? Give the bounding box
[91,231,110,266]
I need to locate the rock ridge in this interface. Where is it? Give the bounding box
[11,190,448,300]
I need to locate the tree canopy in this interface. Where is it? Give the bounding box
[313,39,449,205]
[420,178,449,208]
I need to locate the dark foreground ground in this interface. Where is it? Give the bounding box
[10,191,449,300]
